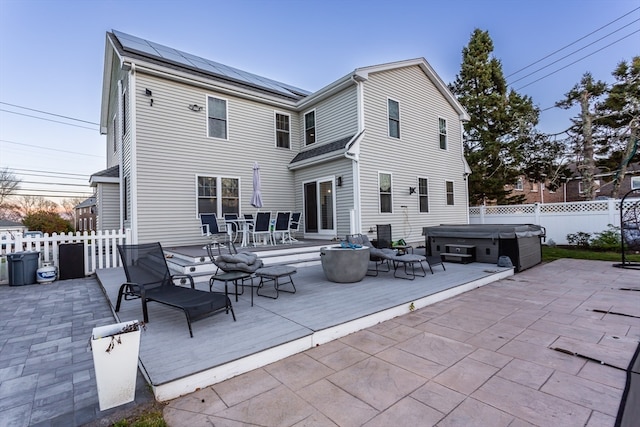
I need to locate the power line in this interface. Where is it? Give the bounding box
[515,29,640,91]
[1,167,92,178]
[0,139,104,158]
[507,6,640,78]
[0,109,99,131]
[19,180,90,187]
[0,101,99,125]
[508,18,640,86]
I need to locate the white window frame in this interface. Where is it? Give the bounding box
[445,180,455,206]
[418,177,429,213]
[387,98,400,139]
[631,176,640,190]
[578,179,601,194]
[378,172,393,213]
[275,111,291,149]
[438,117,447,150]
[515,178,524,191]
[206,95,229,140]
[304,109,316,145]
[196,175,241,217]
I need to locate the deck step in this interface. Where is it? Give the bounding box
[165,243,327,283]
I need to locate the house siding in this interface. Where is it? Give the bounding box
[359,65,468,244]
[293,158,354,239]
[133,73,301,245]
[299,86,357,148]
[97,183,120,230]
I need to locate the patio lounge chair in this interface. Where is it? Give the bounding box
[116,242,235,337]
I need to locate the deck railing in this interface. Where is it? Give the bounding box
[0,229,131,282]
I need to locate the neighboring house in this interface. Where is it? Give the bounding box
[74,196,97,232]
[96,30,470,247]
[0,220,27,247]
[506,162,640,204]
[89,165,120,231]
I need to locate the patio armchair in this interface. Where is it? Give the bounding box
[287,212,301,242]
[200,213,232,255]
[347,233,397,276]
[272,211,291,244]
[376,224,393,249]
[224,213,240,243]
[116,242,235,337]
[251,211,273,246]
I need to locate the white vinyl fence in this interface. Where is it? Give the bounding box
[0,229,131,283]
[469,198,640,245]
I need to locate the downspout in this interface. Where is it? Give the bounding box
[345,74,366,234]
[461,120,471,223]
[117,80,124,233]
[129,63,138,243]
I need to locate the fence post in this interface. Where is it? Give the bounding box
[607,198,616,226]
[479,205,485,224]
[534,203,541,225]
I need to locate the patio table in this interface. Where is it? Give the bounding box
[226,218,252,247]
[209,270,256,306]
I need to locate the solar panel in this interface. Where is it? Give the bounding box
[112,30,309,98]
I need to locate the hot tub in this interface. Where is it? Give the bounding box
[422,224,545,272]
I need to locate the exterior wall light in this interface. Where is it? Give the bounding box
[188,104,204,112]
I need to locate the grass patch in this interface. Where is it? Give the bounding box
[542,246,640,263]
[113,409,166,427]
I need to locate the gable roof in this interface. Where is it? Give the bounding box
[111,30,310,100]
[75,197,96,209]
[354,58,469,121]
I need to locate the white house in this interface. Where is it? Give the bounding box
[95,30,470,247]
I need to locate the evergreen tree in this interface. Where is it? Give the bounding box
[595,56,640,198]
[450,29,540,205]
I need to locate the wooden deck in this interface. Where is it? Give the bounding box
[95,254,514,401]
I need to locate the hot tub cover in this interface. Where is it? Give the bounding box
[422,224,545,240]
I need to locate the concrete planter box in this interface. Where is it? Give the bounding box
[320,246,370,283]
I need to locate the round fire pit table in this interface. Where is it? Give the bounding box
[320,245,370,283]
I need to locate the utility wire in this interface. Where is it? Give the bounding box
[0,139,103,158]
[2,167,92,178]
[0,109,99,131]
[515,30,640,91]
[0,101,99,125]
[508,18,640,86]
[507,6,640,78]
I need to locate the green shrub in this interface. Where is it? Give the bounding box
[566,231,591,248]
[589,225,621,251]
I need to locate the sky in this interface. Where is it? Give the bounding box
[0,0,638,206]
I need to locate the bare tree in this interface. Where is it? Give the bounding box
[61,197,84,222]
[0,168,21,206]
[17,195,59,218]
[556,73,608,200]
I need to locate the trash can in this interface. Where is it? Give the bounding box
[7,251,40,286]
[91,320,141,411]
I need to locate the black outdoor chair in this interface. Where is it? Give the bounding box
[376,224,393,249]
[116,242,235,337]
[201,213,233,255]
[224,213,240,243]
[251,211,273,246]
[288,212,301,242]
[347,233,397,276]
[272,211,291,244]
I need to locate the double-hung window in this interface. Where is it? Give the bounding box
[446,180,454,205]
[197,176,239,216]
[275,113,290,149]
[304,110,316,145]
[379,172,392,213]
[388,99,400,138]
[207,96,228,139]
[418,178,429,213]
[439,117,447,149]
